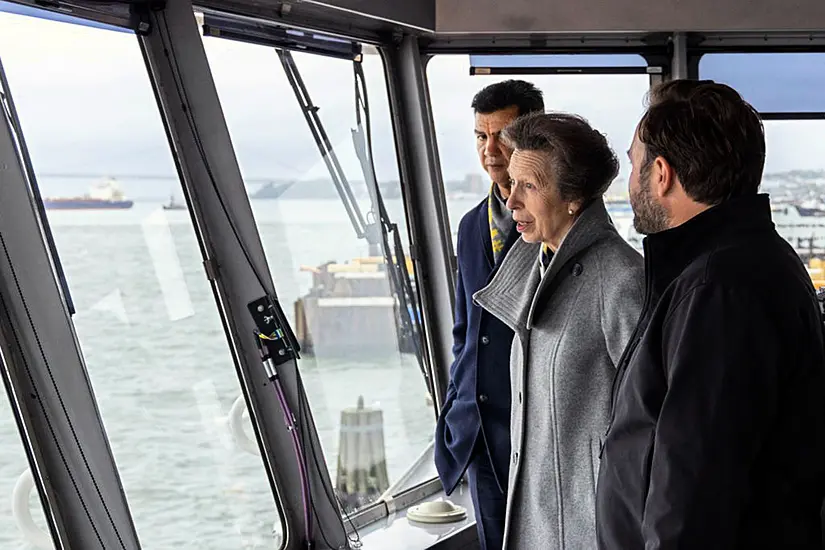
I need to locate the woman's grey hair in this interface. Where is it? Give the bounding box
[501,112,620,203]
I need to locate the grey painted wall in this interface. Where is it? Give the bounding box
[435,0,825,33]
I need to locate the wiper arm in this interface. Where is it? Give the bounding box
[277,49,429,391]
[350,61,429,393]
[277,49,374,248]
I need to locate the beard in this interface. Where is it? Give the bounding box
[630,170,670,235]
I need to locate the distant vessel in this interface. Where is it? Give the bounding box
[250,181,293,200]
[162,195,186,210]
[43,178,133,210]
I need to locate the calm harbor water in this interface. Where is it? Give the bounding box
[0,197,478,550]
[0,195,640,549]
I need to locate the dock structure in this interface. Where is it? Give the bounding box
[294,257,418,357]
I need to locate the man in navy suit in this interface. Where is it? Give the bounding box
[434,80,544,550]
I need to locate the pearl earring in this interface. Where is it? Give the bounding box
[568,207,574,216]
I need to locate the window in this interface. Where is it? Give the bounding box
[0,393,49,550]
[201,32,435,515]
[427,54,650,251]
[700,53,825,265]
[0,12,283,549]
[700,53,825,116]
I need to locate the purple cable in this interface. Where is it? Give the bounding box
[272,373,312,545]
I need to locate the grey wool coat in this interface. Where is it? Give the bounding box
[474,198,644,550]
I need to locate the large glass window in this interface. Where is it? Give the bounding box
[427,54,650,251]
[0,394,49,550]
[201,31,435,515]
[0,11,283,549]
[700,53,825,274]
[700,53,825,115]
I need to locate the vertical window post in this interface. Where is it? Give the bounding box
[0,64,141,549]
[136,1,347,547]
[384,37,456,411]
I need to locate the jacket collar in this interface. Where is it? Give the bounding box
[474,197,617,331]
[642,193,775,297]
[497,220,521,268]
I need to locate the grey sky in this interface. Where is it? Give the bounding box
[0,11,822,198]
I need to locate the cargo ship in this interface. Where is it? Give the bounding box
[43,178,134,210]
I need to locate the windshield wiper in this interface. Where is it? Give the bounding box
[277,49,429,393]
[276,49,374,248]
[350,60,427,385]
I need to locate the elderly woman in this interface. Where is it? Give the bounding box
[474,112,644,549]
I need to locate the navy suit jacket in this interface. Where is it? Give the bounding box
[434,197,520,495]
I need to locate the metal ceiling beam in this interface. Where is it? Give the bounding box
[434,0,825,34]
[195,0,391,44]
[693,32,825,50]
[0,0,142,32]
[298,0,434,32]
[420,33,668,54]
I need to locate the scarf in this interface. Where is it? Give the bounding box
[487,182,512,264]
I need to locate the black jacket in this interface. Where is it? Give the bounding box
[596,194,825,549]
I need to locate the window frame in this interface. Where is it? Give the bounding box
[468,53,654,76]
[195,12,446,532]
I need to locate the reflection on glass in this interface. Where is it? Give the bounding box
[0,392,52,550]
[0,13,281,549]
[427,55,650,251]
[202,37,435,515]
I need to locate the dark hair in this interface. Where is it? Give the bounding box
[501,112,619,203]
[638,79,765,205]
[471,80,545,117]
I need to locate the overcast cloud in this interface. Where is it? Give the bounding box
[0,11,822,199]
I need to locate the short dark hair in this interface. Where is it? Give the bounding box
[501,112,619,204]
[471,80,545,117]
[638,79,765,205]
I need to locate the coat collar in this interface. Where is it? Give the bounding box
[474,197,618,331]
[642,193,774,298]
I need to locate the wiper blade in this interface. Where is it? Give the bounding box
[277,49,371,243]
[351,61,429,392]
[278,48,429,391]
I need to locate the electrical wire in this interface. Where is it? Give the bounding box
[152,11,347,548]
[257,337,313,546]
[153,10,410,548]
[152,10,321,548]
[156,10,271,295]
[352,61,428,387]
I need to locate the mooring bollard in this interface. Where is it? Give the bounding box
[335,395,390,511]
